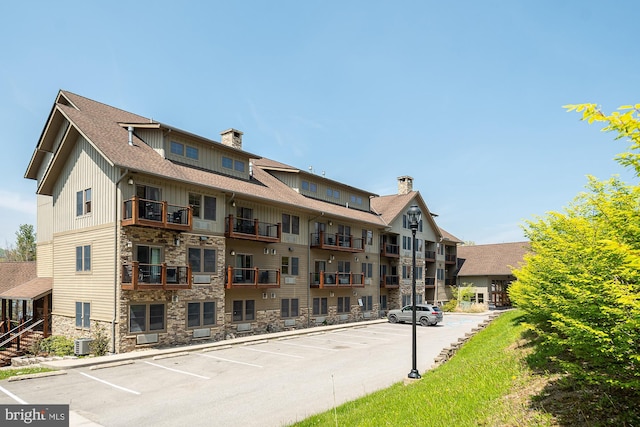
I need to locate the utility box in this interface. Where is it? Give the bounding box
[74,338,92,356]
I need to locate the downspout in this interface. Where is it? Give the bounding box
[113,168,130,354]
[307,212,324,328]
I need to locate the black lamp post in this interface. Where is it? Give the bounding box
[407,204,422,379]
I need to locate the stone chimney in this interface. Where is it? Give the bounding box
[220,129,243,150]
[397,176,414,195]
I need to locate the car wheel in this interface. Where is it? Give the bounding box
[419,317,429,327]
[389,314,398,324]
[429,321,438,326]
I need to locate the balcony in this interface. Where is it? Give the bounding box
[445,254,456,264]
[310,231,364,253]
[309,271,365,288]
[380,274,400,289]
[121,262,192,290]
[380,243,400,258]
[224,215,281,243]
[121,197,191,232]
[425,251,436,262]
[225,266,281,289]
[425,277,435,287]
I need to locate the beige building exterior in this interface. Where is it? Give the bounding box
[24,90,462,353]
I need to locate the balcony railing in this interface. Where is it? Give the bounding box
[122,261,192,290]
[445,254,456,264]
[380,274,400,288]
[310,231,364,253]
[425,277,435,287]
[380,243,400,258]
[425,251,436,262]
[121,197,192,231]
[224,215,281,243]
[309,271,365,288]
[225,266,281,289]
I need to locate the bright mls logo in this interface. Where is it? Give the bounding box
[1,405,68,426]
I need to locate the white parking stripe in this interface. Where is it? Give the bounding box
[333,332,390,341]
[240,346,304,359]
[0,385,28,404]
[143,361,210,379]
[277,341,339,351]
[195,352,263,368]
[79,372,141,395]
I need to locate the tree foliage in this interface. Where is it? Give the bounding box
[510,104,640,390]
[7,224,36,261]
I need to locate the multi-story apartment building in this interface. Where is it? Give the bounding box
[22,90,460,353]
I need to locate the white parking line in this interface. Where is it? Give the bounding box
[195,352,263,368]
[143,361,210,379]
[79,372,141,395]
[333,332,390,341]
[0,385,28,404]
[305,336,368,346]
[240,346,304,359]
[277,341,339,352]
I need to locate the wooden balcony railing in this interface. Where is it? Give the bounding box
[380,274,400,289]
[224,215,281,243]
[309,271,365,288]
[121,197,192,231]
[380,243,400,258]
[310,231,364,253]
[225,266,281,289]
[122,262,192,290]
[425,251,436,262]
[445,254,456,264]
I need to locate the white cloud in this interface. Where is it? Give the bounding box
[0,190,36,214]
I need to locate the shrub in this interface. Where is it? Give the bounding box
[39,336,74,356]
[89,322,110,356]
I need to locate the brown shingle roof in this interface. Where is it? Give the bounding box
[457,242,530,276]
[0,277,52,300]
[0,262,37,294]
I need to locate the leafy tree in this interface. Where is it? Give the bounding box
[6,224,36,261]
[510,104,640,390]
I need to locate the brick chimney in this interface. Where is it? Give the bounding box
[220,129,243,150]
[397,176,413,195]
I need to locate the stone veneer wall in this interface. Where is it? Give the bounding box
[117,228,227,353]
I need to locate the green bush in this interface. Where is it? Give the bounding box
[39,335,75,356]
[89,322,110,356]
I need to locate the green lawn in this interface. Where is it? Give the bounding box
[290,310,555,427]
[0,366,55,381]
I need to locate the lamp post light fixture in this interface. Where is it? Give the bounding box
[406,204,422,380]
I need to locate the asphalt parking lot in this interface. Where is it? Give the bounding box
[0,312,495,427]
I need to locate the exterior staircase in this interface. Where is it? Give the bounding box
[0,330,43,367]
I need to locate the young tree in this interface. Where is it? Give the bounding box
[510,104,640,390]
[9,224,36,261]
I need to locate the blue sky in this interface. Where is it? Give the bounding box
[1,1,638,246]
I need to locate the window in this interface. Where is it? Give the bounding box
[281,298,299,318]
[402,236,412,250]
[282,214,300,235]
[337,297,350,313]
[350,195,363,205]
[437,268,444,280]
[362,263,373,278]
[234,160,245,172]
[312,297,328,315]
[186,146,199,160]
[187,301,216,328]
[402,265,410,279]
[129,303,165,333]
[326,188,339,199]
[281,256,299,275]
[75,245,91,272]
[402,294,411,306]
[76,188,92,216]
[189,193,216,220]
[222,156,233,169]
[189,248,216,273]
[232,300,255,322]
[75,302,90,330]
[380,295,387,310]
[362,229,373,246]
[361,296,373,311]
[416,239,424,252]
[301,180,316,192]
[170,141,184,155]
[416,267,423,280]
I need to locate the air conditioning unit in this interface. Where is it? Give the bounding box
[74,338,92,356]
